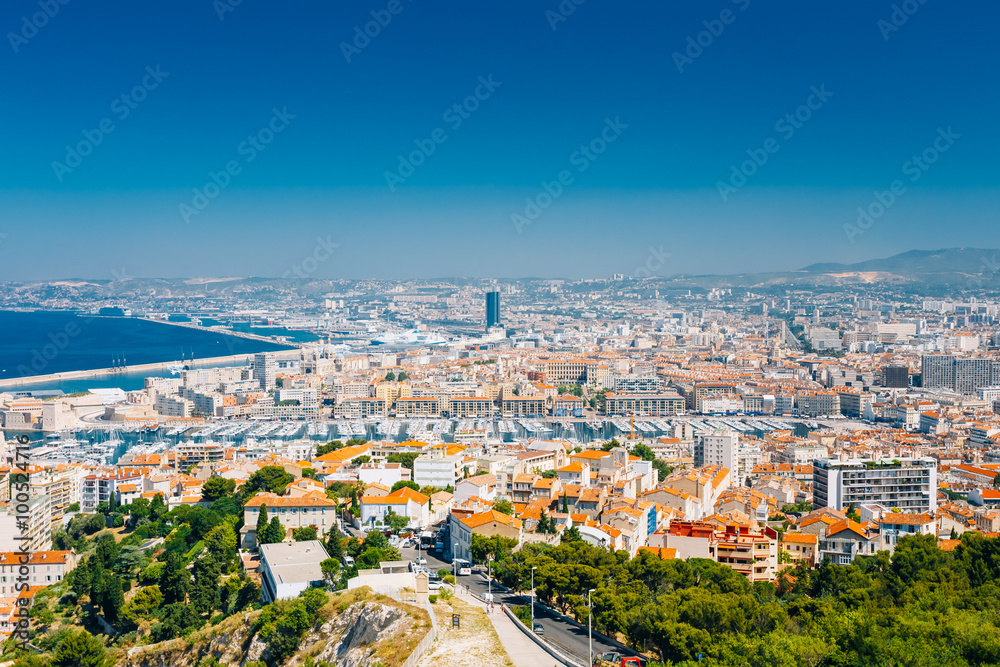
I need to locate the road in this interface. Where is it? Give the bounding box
[398,543,636,666]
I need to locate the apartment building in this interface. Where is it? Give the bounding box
[501,396,547,417]
[813,457,937,514]
[695,431,737,472]
[413,450,464,488]
[395,397,440,417]
[0,496,52,552]
[448,397,494,418]
[605,393,684,416]
[0,551,78,595]
[796,392,840,417]
[241,490,338,549]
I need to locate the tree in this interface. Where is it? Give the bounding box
[562,526,583,543]
[260,516,286,544]
[493,499,515,516]
[994,472,1000,488]
[316,441,343,457]
[159,551,190,605]
[344,438,367,447]
[149,493,168,521]
[50,630,113,667]
[241,466,295,498]
[256,503,269,541]
[202,476,236,501]
[397,372,408,381]
[385,509,410,533]
[205,521,238,571]
[293,525,319,542]
[321,558,340,588]
[384,371,396,381]
[120,585,163,630]
[351,455,371,465]
[101,574,124,625]
[190,556,221,615]
[386,452,419,469]
[71,557,92,600]
[541,469,557,479]
[326,528,344,562]
[391,480,421,493]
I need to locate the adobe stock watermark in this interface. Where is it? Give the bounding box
[283,236,341,286]
[672,0,751,73]
[843,126,959,244]
[634,246,672,279]
[545,0,586,31]
[385,75,501,191]
[7,0,71,53]
[717,84,833,201]
[878,0,928,41]
[512,116,628,234]
[179,107,296,224]
[340,0,414,64]
[967,253,999,290]
[11,434,31,650]
[214,0,246,21]
[17,317,88,377]
[52,66,170,183]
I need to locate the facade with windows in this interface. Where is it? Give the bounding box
[813,458,937,514]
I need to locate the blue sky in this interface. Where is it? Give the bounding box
[2,0,998,280]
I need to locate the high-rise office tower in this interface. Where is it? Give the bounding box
[253,352,276,391]
[486,291,501,328]
[882,365,910,389]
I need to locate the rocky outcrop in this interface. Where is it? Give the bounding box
[302,601,410,667]
[122,596,426,667]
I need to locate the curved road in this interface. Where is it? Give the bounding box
[397,542,637,666]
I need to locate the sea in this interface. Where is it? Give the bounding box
[0,311,299,393]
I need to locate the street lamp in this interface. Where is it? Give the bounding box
[530,566,537,630]
[487,554,492,599]
[453,541,459,581]
[588,588,596,667]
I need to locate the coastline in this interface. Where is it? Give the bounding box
[0,348,302,390]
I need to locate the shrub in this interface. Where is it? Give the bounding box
[428,595,438,604]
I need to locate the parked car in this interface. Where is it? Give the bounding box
[343,556,355,567]
[428,581,443,590]
[533,622,544,635]
[415,557,427,565]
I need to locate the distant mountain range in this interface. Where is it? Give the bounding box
[799,248,1000,277]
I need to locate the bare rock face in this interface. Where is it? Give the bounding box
[123,601,414,667]
[308,601,409,667]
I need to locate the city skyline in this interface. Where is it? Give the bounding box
[3,1,999,279]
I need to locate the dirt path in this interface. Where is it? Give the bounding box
[417,596,515,667]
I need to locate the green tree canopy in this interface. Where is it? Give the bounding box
[50,631,113,667]
[202,476,237,501]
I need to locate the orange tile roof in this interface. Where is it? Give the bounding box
[460,509,522,530]
[244,490,335,507]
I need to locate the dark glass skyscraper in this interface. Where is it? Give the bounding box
[486,291,500,328]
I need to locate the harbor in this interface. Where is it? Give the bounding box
[0,349,302,391]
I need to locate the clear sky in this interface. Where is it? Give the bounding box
[2,0,998,280]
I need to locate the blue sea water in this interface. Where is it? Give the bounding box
[0,311,296,391]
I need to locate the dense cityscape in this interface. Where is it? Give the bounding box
[5,0,999,665]
[4,256,1000,665]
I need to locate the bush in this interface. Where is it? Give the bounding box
[428,595,438,604]
[443,575,455,585]
[437,569,450,579]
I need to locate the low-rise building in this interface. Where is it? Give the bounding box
[258,540,330,603]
